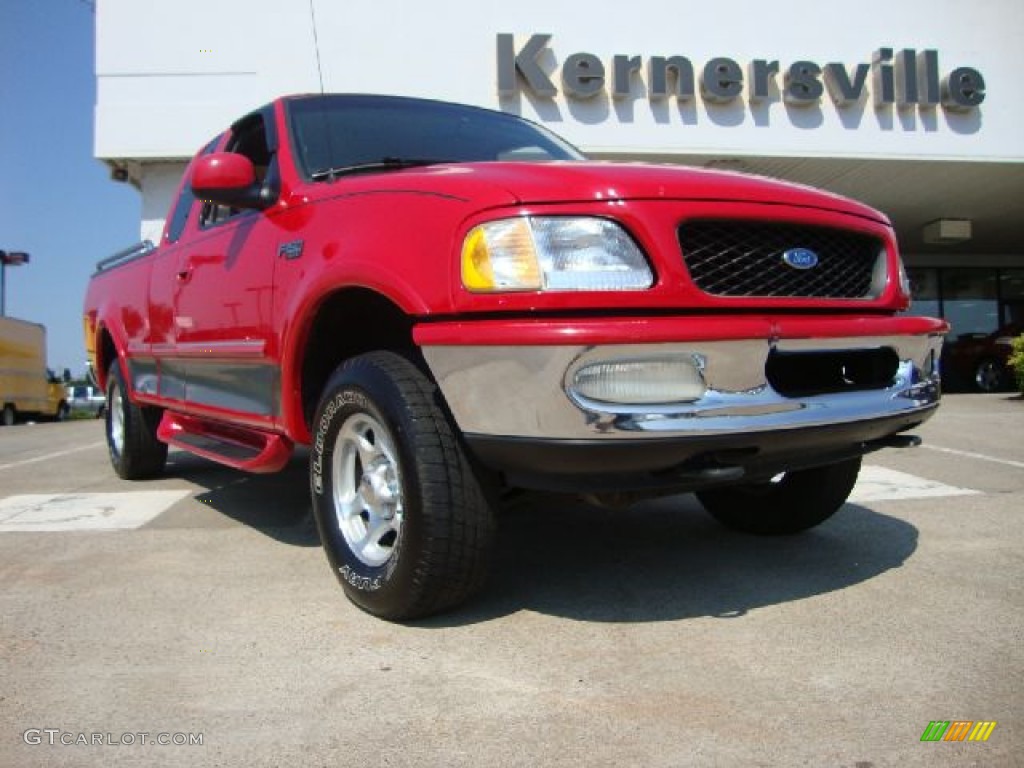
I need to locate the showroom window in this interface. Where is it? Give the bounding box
[1000,269,1024,324]
[906,266,1021,336]
[941,269,1000,337]
[906,267,940,321]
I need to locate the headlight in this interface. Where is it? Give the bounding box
[462,216,654,292]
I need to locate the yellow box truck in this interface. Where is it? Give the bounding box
[0,317,68,425]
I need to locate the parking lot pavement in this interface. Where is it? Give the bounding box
[1,395,1021,767]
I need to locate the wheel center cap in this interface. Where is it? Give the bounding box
[360,460,396,517]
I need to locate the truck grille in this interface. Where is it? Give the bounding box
[677,220,885,299]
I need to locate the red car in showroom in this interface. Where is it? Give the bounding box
[944,323,1022,392]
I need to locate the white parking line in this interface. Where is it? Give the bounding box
[850,465,978,504]
[0,442,105,472]
[0,466,980,532]
[0,491,190,532]
[922,444,1024,471]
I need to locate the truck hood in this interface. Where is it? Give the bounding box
[434,161,890,225]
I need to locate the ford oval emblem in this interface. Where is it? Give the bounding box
[782,247,819,270]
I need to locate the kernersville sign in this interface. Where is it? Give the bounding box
[497,34,985,113]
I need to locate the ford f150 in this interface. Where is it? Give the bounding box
[84,94,947,619]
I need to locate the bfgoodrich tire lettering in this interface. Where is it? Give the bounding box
[105,362,167,480]
[697,457,861,535]
[310,352,495,620]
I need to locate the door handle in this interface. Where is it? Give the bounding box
[176,269,193,283]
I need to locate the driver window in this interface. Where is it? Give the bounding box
[200,113,273,228]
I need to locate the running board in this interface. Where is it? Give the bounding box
[157,412,293,473]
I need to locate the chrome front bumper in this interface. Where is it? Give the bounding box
[422,334,943,443]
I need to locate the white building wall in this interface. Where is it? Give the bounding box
[312,0,1022,163]
[138,164,186,244]
[96,0,1024,163]
[94,0,1023,240]
[95,0,321,160]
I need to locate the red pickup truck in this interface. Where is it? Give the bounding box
[84,94,946,619]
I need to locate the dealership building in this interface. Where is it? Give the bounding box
[95,0,1023,339]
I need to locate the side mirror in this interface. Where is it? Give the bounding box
[191,153,270,210]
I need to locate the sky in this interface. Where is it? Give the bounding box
[1,0,141,376]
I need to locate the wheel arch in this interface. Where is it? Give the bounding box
[94,325,120,392]
[288,286,422,442]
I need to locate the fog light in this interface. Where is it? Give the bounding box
[571,358,706,404]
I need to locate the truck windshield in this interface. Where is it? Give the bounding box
[286,94,585,181]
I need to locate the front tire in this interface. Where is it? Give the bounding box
[697,457,861,535]
[105,362,167,480]
[310,352,495,620]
